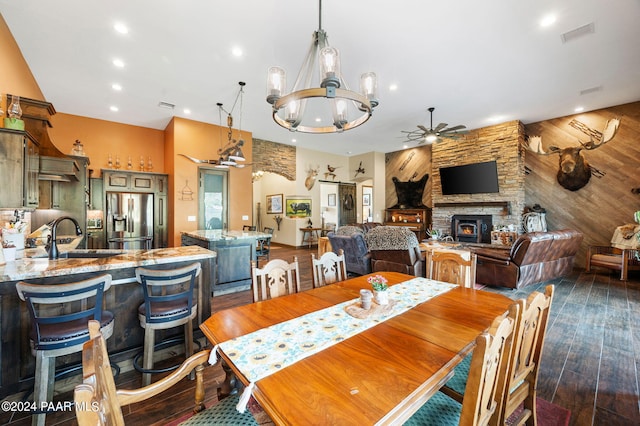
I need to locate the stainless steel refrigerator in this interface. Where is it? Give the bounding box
[106,192,154,249]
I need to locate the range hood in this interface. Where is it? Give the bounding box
[39,156,79,182]
[11,95,81,182]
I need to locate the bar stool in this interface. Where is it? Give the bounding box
[134,262,201,386]
[16,274,114,426]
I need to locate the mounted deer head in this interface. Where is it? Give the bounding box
[525,118,621,191]
[305,165,320,190]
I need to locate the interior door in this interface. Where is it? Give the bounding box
[198,168,228,230]
[338,183,357,226]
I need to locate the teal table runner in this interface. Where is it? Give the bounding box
[209,277,457,412]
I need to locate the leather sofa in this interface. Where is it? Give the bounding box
[327,227,372,276]
[365,226,424,277]
[474,229,583,289]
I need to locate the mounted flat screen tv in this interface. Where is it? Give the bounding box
[440,160,500,195]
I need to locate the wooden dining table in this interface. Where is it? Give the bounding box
[200,271,513,425]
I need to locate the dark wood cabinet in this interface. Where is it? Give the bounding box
[0,129,39,209]
[181,232,262,295]
[384,208,432,241]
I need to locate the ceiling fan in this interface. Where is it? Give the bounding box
[401,107,468,144]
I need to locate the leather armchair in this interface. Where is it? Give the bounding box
[475,229,583,289]
[327,228,372,276]
[365,226,423,277]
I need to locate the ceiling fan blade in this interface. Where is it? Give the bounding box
[179,154,217,164]
[417,125,431,132]
[441,125,467,133]
[434,123,448,132]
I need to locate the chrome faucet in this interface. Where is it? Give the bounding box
[47,216,83,260]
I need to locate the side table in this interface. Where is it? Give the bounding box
[300,227,322,249]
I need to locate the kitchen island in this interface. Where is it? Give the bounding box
[181,230,271,295]
[0,246,215,398]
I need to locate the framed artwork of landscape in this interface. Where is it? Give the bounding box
[266,194,283,214]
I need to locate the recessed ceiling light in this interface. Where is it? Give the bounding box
[315,117,322,122]
[487,115,506,123]
[291,139,297,143]
[183,108,191,115]
[111,83,122,91]
[231,47,243,57]
[110,106,119,112]
[389,84,398,91]
[113,22,129,34]
[112,58,125,68]
[574,106,584,112]
[540,14,557,27]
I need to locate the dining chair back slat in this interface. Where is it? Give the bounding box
[429,250,477,288]
[252,257,300,302]
[494,284,554,425]
[405,303,519,426]
[311,249,348,288]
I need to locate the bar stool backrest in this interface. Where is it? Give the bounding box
[16,274,113,353]
[135,263,201,326]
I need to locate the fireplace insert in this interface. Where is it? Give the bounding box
[451,214,492,243]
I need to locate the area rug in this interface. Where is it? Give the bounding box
[506,397,571,426]
[474,283,486,290]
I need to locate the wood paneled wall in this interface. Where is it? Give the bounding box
[524,101,640,266]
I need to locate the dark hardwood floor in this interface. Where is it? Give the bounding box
[2,243,639,425]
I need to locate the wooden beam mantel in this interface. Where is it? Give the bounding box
[434,201,511,215]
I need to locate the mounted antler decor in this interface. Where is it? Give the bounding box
[525,117,621,191]
[305,165,320,190]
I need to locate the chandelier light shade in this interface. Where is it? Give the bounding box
[266,0,379,133]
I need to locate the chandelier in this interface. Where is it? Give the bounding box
[265,0,379,133]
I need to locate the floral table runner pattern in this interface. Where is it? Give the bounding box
[210,277,457,412]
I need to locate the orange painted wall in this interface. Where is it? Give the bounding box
[49,113,165,177]
[0,15,44,107]
[1,18,254,248]
[165,117,253,246]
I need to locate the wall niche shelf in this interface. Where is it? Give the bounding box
[434,201,510,215]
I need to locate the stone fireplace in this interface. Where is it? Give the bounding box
[452,214,492,243]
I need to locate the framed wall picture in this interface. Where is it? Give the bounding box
[328,193,337,206]
[286,197,312,218]
[362,194,371,206]
[266,194,283,214]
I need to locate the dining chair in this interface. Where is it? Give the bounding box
[243,225,257,231]
[429,250,477,288]
[404,303,518,426]
[74,320,259,426]
[311,249,348,288]
[251,257,300,302]
[134,262,201,386]
[256,227,274,264]
[442,285,555,425]
[16,274,114,426]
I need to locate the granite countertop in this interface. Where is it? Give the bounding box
[182,230,271,241]
[0,246,216,282]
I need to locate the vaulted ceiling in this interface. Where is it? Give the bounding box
[1,0,639,156]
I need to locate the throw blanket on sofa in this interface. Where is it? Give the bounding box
[611,224,640,250]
